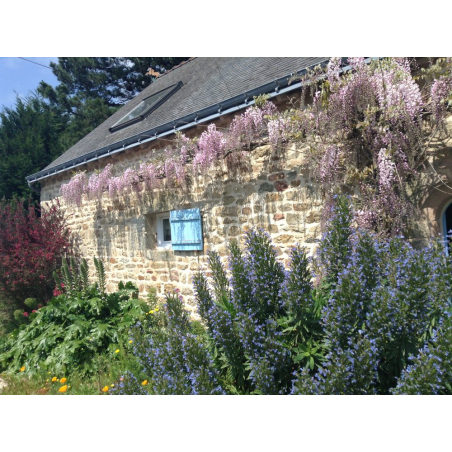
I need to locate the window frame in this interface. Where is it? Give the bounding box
[109,82,183,133]
[156,213,172,249]
[442,201,452,255]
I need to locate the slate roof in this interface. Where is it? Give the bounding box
[27,57,328,183]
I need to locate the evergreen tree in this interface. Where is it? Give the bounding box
[0,95,66,200]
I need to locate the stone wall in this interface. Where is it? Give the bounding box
[40,115,452,313]
[407,115,452,247]
[41,134,324,313]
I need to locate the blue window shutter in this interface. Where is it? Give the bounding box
[170,208,203,251]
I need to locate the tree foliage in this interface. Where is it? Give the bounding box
[117,196,452,395]
[0,95,66,201]
[0,58,188,200]
[0,199,72,308]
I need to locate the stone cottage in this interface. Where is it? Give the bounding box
[26,57,452,311]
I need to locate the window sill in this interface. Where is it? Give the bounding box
[156,242,172,250]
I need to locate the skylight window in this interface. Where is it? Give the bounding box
[109,82,182,132]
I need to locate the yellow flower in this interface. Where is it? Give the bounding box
[59,385,68,393]
[102,386,109,392]
[20,366,25,372]
[48,371,51,374]
[148,310,152,314]
[111,384,115,387]
[60,377,67,384]
[142,380,148,386]
[52,376,57,382]
[115,349,120,354]
[129,340,133,344]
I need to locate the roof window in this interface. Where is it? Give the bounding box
[109,82,182,132]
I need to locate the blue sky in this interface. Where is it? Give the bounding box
[0,57,59,110]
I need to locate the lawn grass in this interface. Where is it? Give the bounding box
[0,351,141,395]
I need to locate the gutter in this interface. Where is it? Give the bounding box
[27,180,41,193]
[26,58,376,189]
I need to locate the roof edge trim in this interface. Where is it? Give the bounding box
[28,59,338,184]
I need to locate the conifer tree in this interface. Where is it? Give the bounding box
[0,95,66,200]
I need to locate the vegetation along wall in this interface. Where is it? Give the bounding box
[40,58,452,313]
[40,136,325,313]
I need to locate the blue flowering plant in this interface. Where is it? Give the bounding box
[301,195,452,394]
[194,230,325,394]
[119,290,224,395]
[119,195,452,395]
[392,314,452,394]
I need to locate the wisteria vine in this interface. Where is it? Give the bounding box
[61,58,452,236]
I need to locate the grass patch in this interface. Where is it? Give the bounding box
[0,350,140,395]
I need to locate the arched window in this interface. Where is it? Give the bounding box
[443,202,452,251]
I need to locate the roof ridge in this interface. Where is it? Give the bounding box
[148,57,196,79]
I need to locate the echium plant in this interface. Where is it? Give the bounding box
[123,291,224,395]
[392,314,452,395]
[112,197,452,394]
[194,230,320,394]
[291,335,379,395]
[297,195,452,394]
[363,237,452,391]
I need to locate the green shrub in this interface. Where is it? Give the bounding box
[0,258,147,377]
[24,298,38,310]
[13,310,28,325]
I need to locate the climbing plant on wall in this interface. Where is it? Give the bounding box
[289,57,452,235]
[60,58,452,236]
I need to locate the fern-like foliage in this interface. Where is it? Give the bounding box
[79,258,90,297]
[53,270,62,289]
[56,257,92,298]
[70,256,80,295]
[60,258,75,297]
[94,257,106,295]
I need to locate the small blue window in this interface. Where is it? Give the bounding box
[170,208,203,251]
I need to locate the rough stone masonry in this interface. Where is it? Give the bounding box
[40,116,452,314]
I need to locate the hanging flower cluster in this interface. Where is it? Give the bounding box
[290,57,452,235]
[60,101,278,207]
[60,58,452,236]
[61,171,86,206]
[431,78,452,121]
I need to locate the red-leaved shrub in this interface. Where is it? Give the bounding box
[0,199,72,307]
